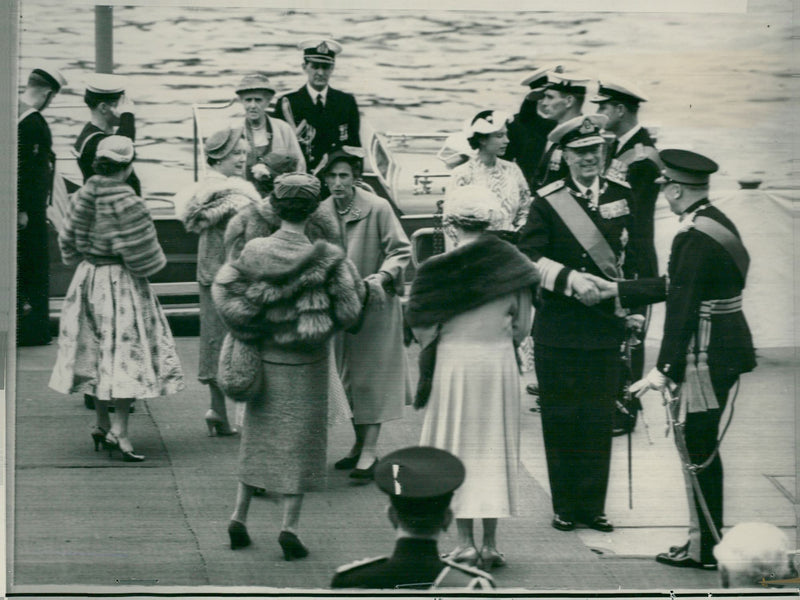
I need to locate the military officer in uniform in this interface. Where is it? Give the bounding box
[331,446,494,590]
[74,74,141,195]
[591,79,662,434]
[593,150,756,570]
[17,65,67,347]
[532,72,590,187]
[502,65,559,188]
[274,39,360,172]
[517,114,637,534]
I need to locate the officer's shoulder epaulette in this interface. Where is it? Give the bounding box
[602,173,632,189]
[536,179,565,196]
[335,555,388,574]
[441,556,495,580]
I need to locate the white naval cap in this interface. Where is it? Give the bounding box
[85,73,126,95]
[29,65,67,92]
[299,38,342,63]
[591,78,648,104]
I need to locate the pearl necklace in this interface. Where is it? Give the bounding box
[336,198,355,215]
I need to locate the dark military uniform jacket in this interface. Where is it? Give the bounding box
[606,126,661,279]
[517,175,636,350]
[275,86,360,171]
[617,200,756,383]
[18,104,55,219]
[532,139,570,188]
[74,112,141,196]
[502,96,556,189]
[330,538,494,590]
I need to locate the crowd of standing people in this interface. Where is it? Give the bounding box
[17,39,757,589]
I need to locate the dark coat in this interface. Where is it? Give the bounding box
[502,95,556,188]
[274,86,360,170]
[74,113,141,196]
[517,175,635,349]
[618,201,756,383]
[331,538,494,590]
[610,127,661,278]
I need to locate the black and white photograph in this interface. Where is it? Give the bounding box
[4,0,798,595]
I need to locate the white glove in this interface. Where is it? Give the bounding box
[626,314,646,332]
[629,367,668,398]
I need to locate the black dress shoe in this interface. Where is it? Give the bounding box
[583,515,614,532]
[349,459,377,481]
[334,454,360,470]
[551,514,575,531]
[656,547,716,570]
[669,541,690,555]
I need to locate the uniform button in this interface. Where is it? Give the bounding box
[581,252,587,258]
[580,267,586,272]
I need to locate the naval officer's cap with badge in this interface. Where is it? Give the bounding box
[521,64,563,99]
[548,113,609,150]
[656,149,718,186]
[544,71,591,96]
[299,38,342,65]
[590,78,648,107]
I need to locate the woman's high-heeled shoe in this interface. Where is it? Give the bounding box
[105,432,145,463]
[228,520,251,550]
[478,546,506,570]
[349,459,377,481]
[334,452,361,470]
[204,409,237,437]
[91,426,109,452]
[278,530,308,561]
[442,546,480,567]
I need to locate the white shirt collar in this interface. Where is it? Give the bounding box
[614,123,642,154]
[306,84,328,105]
[573,178,600,205]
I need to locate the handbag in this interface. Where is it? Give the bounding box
[217,333,264,402]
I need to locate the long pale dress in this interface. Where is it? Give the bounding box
[418,288,532,519]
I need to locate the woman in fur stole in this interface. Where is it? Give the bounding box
[212,173,367,557]
[49,136,185,462]
[406,185,539,571]
[177,127,257,436]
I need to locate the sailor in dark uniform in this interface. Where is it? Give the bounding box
[517,114,637,534]
[532,72,590,187]
[17,65,66,346]
[274,39,360,172]
[591,79,663,434]
[502,65,558,188]
[331,446,494,590]
[74,74,141,195]
[595,150,756,570]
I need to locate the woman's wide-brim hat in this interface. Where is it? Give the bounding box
[464,110,511,138]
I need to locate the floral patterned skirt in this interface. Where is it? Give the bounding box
[49,261,185,400]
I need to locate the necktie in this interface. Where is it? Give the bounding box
[316,93,324,111]
[586,188,595,208]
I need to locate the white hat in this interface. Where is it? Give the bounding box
[96,135,134,163]
[464,110,511,137]
[299,38,343,63]
[85,73,126,95]
[29,65,67,92]
[549,114,609,148]
[443,185,501,226]
[591,78,648,104]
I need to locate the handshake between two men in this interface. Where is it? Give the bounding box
[568,271,665,397]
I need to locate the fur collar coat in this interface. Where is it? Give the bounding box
[178,173,259,285]
[212,229,366,353]
[224,194,340,261]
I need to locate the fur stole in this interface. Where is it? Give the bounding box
[223,196,340,260]
[406,234,540,328]
[212,232,366,350]
[179,176,258,234]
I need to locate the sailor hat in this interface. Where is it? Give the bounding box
[235,72,275,96]
[549,114,609,149]
[204,127,243,161]
[465,110,511,137]
[374,446,465,501]
[656,149,719,185]
[520,64,563,91]
[96,135,135,163]
[85,73,126,96]
[590,79,648,105]
[545,72,591,95]
[29,65,67,92]
[299,38,342,64]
